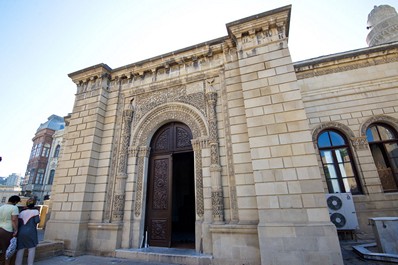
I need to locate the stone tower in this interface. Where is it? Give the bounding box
[366,5,398,46]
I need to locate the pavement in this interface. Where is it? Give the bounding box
[34,255,177,265]
[34,230,394,265]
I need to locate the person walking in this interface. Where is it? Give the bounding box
[0,195,21,265]
[15,198,40,265]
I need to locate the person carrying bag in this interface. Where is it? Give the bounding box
[0,195,21,265]
[15,198,40,265]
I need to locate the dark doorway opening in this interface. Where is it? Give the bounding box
[171,152,195,248]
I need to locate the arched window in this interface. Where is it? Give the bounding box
[54,145,61,158]
[317,130,362,194]
[48,169,55,185]
[366,123,398,192]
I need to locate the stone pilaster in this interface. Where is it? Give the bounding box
[226,6,343,265]
[206,83,224,224]
[45,64,112,255]
[112,103,134,222]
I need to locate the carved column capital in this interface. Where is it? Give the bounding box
[138,146,151,158]
[128,146,140,157]
[191,137,209,151]
[351,136,369,150]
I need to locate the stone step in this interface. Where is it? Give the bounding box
[115,247,212,265]
[18,240,64,262]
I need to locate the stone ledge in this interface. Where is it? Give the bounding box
[36,240,64,261]
[352,242,398,263]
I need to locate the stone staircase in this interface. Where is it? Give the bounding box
[115,247,212,265]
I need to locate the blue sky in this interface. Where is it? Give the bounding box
[0,0,397,177]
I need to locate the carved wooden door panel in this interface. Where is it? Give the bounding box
[147,155,172,247]
[146,122,193,247]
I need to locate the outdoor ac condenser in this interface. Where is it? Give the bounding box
[325,193,359,230]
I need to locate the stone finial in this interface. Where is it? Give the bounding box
[366,5,398,46]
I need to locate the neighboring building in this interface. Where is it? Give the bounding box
[0,186,21,206]
[0,177,6,185]
[45,5,398,265]
[23,115,64,200]
[5,173,21,187]
[39,127,64,202]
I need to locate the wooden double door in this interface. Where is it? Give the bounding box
[146,122,195,248]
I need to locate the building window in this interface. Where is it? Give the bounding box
[54,144,61,158]
[318,130,362,194]
[30,145,36,159]
[42,144,51,157]
[48,169,55,185]
[35,169,45,185]
[366,123,398,192]
[35,143,42,157]
[28,169,35,184]
[1,197,6,203]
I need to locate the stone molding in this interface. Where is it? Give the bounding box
[359,115,398,137]
[312,122,356,149]
[295,44,398,79]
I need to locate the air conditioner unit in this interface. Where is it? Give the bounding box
[325,193,359,230]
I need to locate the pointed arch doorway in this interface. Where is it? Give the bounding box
[145,122,196,248]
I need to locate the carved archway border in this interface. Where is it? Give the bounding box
[359,115,398,137]
[131,102,209,218]
[312,122,356,148]
[131,102,209,146]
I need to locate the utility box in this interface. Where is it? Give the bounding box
[369,217,398,254]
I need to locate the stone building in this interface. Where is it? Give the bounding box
[0,186,22,205]
[23,114,65,200]
[5,173,21,187]
[45,5,398,265]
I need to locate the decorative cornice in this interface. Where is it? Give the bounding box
[295,43,398,79]
[226,5,291,41]
[68,64,112,84]
[68,39,226,85]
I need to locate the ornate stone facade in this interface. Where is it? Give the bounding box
[45,4,398,265]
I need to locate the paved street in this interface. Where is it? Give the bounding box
[36,230,393,265]
[34,255,177,265]
[32,242,393,265]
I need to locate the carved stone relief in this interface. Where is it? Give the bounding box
[206,84,224,223]
[132,84,207,126]
[351,137,369,150]
[133,146,150,217]
[130,103,208,219]
[132,103,208,146]
[104,87,124,222]
[112,103,134,222]
[191,138,208,217]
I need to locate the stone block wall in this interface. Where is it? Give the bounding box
[296,45,398,237]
